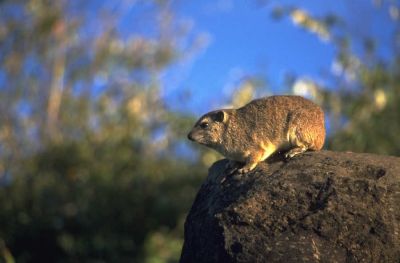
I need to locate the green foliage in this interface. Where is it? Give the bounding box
[0,140,204,262]
[325,62,400,155]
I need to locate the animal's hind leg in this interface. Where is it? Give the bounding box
[285,114,311,159]
[285,145,307,159]
[285,130,308,158]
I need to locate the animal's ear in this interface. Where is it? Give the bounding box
[213,110,227,123]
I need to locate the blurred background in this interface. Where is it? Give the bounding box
[0,0,399,262]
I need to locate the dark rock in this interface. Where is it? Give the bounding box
[180,151,400,263]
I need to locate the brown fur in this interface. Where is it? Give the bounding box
[188,95,325,173]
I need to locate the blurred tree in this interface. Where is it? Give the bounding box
[0,0,194,153]
[0,0,206,262]
[268,1,400,155]
[0,141,204,262]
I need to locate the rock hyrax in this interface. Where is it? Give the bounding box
[188,95,325,174]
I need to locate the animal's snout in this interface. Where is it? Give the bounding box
[187,132,194,141]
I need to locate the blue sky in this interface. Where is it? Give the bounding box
[162,0,397,114]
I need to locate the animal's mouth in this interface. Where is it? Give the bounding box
[187,133,207,145]
[196,140,207,145]
[187,131,205,143]
[194,138,207,144]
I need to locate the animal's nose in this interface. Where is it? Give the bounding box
[187,132,194,141]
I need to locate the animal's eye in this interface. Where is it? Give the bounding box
[200,122,209,129]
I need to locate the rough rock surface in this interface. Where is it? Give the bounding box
[180,150,400,263]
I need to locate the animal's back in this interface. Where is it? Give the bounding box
[236,95,325,150]
[237,95,320,115]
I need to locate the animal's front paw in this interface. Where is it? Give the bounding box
[225,160,238,169]
[237,167,251,174]
[225,160,239,175]
[237,162,257,174]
